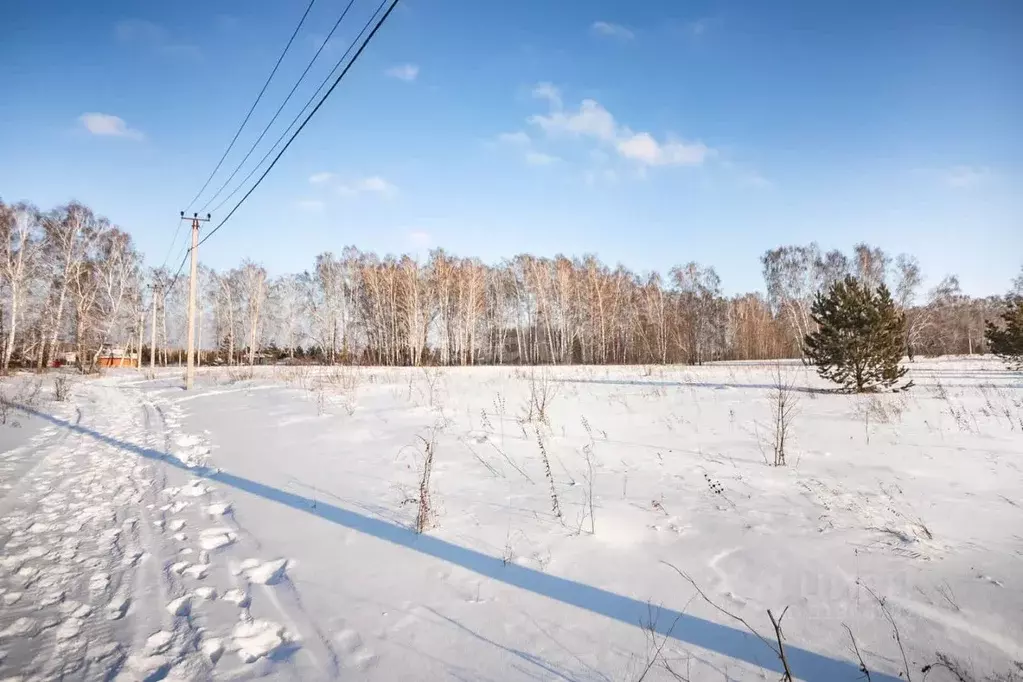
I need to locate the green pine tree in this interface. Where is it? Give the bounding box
[803,276,911,392]
[985,297,1023,370]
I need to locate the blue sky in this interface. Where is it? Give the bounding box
[1,0,1020,297]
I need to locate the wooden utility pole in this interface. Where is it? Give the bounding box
[137,307,144,370]
[150,284,158,369]
[180,212,210,390]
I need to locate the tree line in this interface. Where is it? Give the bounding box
[1,198,1019,370]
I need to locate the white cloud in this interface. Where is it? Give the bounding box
[590,21,634,40]
[385,64,419,82]
[616,132,711,166]
[525,151,560,166]
[338,176,397,197]
[496,131,531,146]
[529,99,617,141]
[407,230,431,248]
[295,199,325,212]
[527,86,714,169]
[79,113,144,140]
[531,82,562,110]
[309,172,336,185]
[944,165,989,188]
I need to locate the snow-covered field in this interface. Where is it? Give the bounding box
[0,357,1021,681]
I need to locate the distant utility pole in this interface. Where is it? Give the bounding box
[180,211,210,390]
[149,283,159,370]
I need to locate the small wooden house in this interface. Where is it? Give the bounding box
[96,347,138,368]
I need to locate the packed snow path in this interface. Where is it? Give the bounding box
[1,359,1021,681]
[0,377,334,681]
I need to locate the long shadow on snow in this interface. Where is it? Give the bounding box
[556,378,828,394]
[558,377,1020,391]
[17,402,901,682]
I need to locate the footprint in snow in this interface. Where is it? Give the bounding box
[348,648,378,671]
[222,589,250,607]
[39,590,65,607]
[232,617,292,663]
[106,589,130,620]
[145,630,175,655]
[0,616,39,639]
[334,628,362,654]
[180,482,211,498]
[55,617,83,641]
[978,574,1004,587]
[166,595,191,617]
[199,528,236,551]
[184,564,209,579]
[246,559,289,585]
[88,641,122,664]
[202,637,224,664]
[205,502,232,516]
[194,587,217,601]
[333,630,377,671]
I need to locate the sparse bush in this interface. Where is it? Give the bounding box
[769,365,799,466]
[53,375,70,402]
[803,276,912,392]
[324,365,360,392]
[15,378,42,407]
[226,367,254,383]
[855,394,905,444]
[525,366,558,425]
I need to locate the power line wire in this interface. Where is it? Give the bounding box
[163,227,193,295]
[198,0,358,215]
[168,0,398,296]
[209,0,387,217]
[200,0,398,249]
[182,0,318,213]
[162,0,319,284]
[158,220,186,270]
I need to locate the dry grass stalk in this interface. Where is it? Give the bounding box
[662,562,792,681]
[414,432,437,534]
[861,582,912,681]
[535,426,562,521]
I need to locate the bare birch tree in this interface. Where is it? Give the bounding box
[0,203,43,371]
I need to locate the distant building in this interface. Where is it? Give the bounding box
[96,347,139,368]
[53,351,78,367]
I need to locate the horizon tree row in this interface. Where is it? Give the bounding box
[2,198,1018,370]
